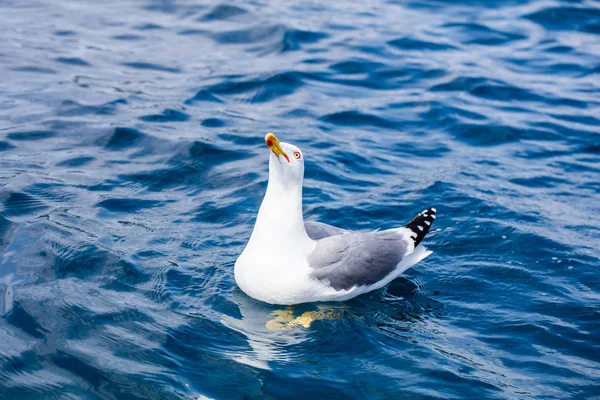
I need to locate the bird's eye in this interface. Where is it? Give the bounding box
[293,151,301,159]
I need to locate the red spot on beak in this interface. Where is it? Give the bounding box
[266,139,274,147]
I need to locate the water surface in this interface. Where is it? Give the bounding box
[1,0,599,399]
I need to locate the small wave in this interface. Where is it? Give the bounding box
[201,118,226,128]
[139,109,190,123]
[121,62,181,73]
[198,4,251,22]
[56,156,96,167]
[7,131,55,141]
[97,127,146,150]
[97,198,169,213]
[443,22,526,45]
[388,36,456,51]
[525,6,600,33]
[187,71,304,104]
[0,192,48,217]
[55,57,90,66]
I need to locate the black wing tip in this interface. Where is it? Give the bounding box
[404,208,437,246]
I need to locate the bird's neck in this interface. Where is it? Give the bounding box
[250,180,312,249]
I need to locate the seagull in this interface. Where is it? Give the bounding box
[234,133,436,305]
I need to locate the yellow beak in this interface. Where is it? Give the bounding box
[265,133,290,163]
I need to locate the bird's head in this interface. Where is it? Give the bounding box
[265,132,304,189]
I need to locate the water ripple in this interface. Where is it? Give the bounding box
[0,0,599,399]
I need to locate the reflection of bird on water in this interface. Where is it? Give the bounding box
[235,133,437,305]
[221,280,436,369]
[265,305,347,331]
[220,290,321,370]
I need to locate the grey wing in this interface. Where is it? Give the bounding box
[305,221,348,240]
[308,230,413,291]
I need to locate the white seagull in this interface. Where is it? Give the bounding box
[235,133,436,305]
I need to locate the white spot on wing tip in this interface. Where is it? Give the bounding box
[431,215,436,219]
[417,225,423,231]
[431,208,437,213]
[424,221,431,226]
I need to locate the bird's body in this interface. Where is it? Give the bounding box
[234,133,436,305]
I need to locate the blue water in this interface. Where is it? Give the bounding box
[1,0,599,398]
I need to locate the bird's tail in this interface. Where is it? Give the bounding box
[404,208,436,246]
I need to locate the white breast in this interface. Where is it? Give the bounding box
[234,248,319,304]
